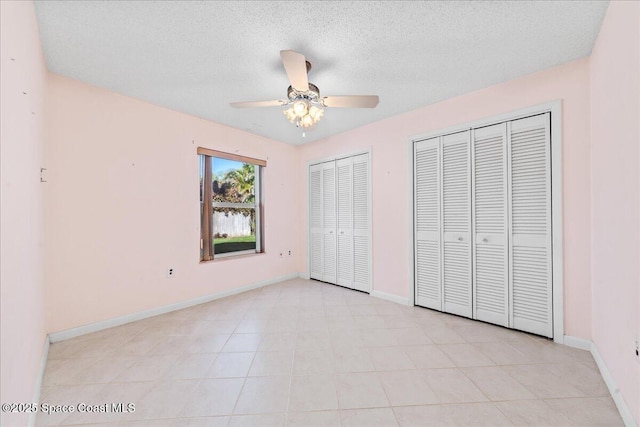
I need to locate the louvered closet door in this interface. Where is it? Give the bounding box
[414,138,441,310]
[336,157,354,288]
[322,161,337,284]
[309,163,324,280]
[442,131,472,318]
[508,113,552,338]
[473,124,509,327]
[352,154,370,292]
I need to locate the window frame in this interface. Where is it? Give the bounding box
[198,147,265,261]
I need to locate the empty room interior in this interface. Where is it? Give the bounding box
[1,1,639,426]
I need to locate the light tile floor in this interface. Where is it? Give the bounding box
[36,279,623,426]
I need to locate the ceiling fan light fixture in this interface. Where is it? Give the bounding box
[284,96,324,128]
[309,105,323,121]
[283,107,297,122]
[293,99,309,117]
[300,114,314,128]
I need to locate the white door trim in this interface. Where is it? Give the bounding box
[408,100,564,343]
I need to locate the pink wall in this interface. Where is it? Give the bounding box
[590,1,640,423]
[45,74,302,333]
[0,1,48,426]
[298,58,593,340]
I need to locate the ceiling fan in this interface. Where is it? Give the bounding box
[230,50,379,130]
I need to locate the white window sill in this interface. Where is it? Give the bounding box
[200,251,266,264]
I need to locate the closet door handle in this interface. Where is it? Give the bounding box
[458,237,463,242]
[340,231,344,235]
[483,238,488,243]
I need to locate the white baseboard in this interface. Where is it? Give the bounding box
[371,290,410,306]
[590,342,637,427]
[298,272,310,280]
[563,336,637,426]
[49,273,298,343]
[29,335,50,427]
[563,335,591,351]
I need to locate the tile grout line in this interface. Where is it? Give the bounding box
[373,369,401,426]
[284,323,296,427]
[226,292,261,425]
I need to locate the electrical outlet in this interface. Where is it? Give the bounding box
[635,337,639,361]
[288,250,292,256]
[167,267,175,278]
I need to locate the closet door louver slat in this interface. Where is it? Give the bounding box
[322,162,337,284]
[336,157,354,288]
[309,165,323,280]
[352,154,370,292]
[509,113,553,338]
[442,131,472,318]
[415,138,441,309]
[472,124,509,327]
[323,233,337,282]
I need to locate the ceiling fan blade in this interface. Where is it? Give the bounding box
[280,50,309,91]
[322,95,379,108]
[230,99,288,108]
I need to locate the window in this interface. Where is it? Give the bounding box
[198,148,265,261]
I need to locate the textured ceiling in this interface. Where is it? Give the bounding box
[34,1,608,145]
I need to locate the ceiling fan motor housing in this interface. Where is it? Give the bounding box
[287,83,320,103]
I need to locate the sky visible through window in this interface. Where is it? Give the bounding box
[213,158,243,177]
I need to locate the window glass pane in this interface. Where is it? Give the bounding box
[213,207,256,254]
[213,158,255,204]
[199,155,205,260]
[211,158,257,255]
[200,152,263,261]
